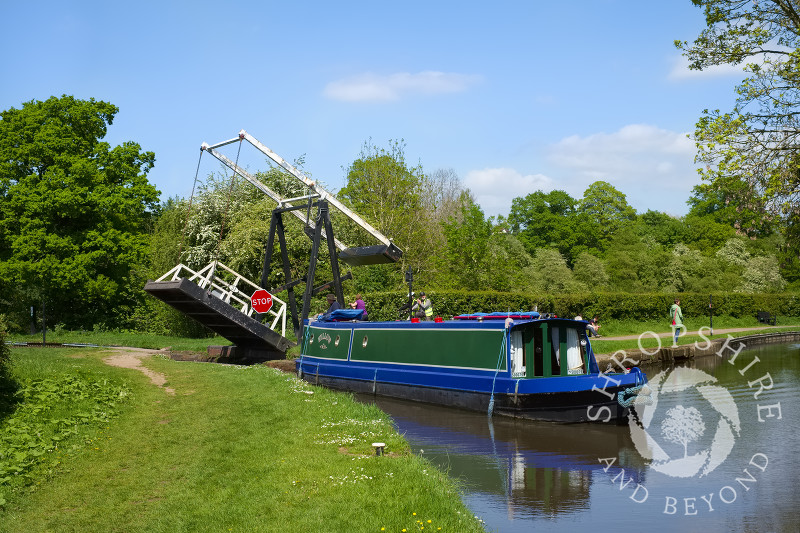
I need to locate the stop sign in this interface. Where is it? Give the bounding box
[250,289,273,314]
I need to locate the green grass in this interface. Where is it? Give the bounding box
[8,329,231,354]
[0,348,484,532]
[589,315,800,355]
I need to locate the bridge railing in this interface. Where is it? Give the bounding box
[156,261,287,338]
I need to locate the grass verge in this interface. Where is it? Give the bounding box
[589,315,800,355]
[0,348,484,532]
[8,330,229,354]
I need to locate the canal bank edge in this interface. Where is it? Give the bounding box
[594,330,800,369]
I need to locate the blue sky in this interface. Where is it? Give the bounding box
[1,1,744,218]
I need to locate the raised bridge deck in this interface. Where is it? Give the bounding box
[144,262,293,362]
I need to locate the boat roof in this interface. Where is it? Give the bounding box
[453,311,540,320]
[305,315,584,331]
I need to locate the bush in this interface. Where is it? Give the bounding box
[0,313,18,419]
[0,314,10,369]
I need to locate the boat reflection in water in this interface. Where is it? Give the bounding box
[357,394,647,521]
[361,343,800,533]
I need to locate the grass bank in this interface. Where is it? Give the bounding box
[8,329,229,354]
[0,348,484,532]
[589,315,800,355]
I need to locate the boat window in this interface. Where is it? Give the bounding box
[511,331,525,378]
[566,328,584,374]
[550,327,561,376]
[531,327,543,377]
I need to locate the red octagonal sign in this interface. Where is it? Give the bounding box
[251,289,273,314]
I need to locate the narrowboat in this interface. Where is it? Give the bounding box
[296,311,646,423]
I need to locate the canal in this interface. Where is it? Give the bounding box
[361,341,800,532]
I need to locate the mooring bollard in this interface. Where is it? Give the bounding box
[372,442,386,456]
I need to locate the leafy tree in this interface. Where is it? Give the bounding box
[635,210,686,248]
[483,233,538,293]
[681,214,737,253]
[602,227,669,292]
[676,0,800,249]
[663,243,706,293]
[440,192,492,291]
[572,252,609,291]
[417,167,470,287]
[530,248,584,293]
[716,238,750,268]
[740,255,788,293]
[338,139,428,285]
[578,181,637,244]
[508,190,595,262]
[0,96,159,329]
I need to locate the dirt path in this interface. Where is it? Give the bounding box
[102,347,176,395]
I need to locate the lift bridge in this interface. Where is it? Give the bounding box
[144,130,402,363]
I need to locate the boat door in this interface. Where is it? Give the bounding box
[510,330,525,378]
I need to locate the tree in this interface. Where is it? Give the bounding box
[578,181,637,244]
[508,190,595,262]
[572,252,609,291]
[338,139,429,286]
[676,0,800,249]
[483,233,538,293]
[740,255,788,292]
[417,167,470,286]
[440,192,492,291]
[530,248,584,293]
[0,96,159,329]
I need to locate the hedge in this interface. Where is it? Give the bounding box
[355,291,800,322]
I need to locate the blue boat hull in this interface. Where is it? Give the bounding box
[297,316,646,423]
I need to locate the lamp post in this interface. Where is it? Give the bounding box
[709,294,713,336]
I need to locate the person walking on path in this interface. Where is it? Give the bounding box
[670,299,684,345]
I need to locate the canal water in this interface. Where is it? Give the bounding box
[361,342,800,533]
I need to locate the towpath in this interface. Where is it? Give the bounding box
[598,325,797,341]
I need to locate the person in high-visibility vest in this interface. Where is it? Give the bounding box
[412,292,433,321]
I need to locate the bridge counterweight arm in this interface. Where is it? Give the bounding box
[238,130,399,253]
[201,144,347,251]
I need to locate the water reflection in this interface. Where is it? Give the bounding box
[358,342,800,533]
[360,395,647,520]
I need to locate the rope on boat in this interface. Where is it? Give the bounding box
[488,329,508,417]
[617,384,653,408]
[298,326,311,379]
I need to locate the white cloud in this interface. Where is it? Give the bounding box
[548,124,695,180]
[323,71,482,102]
[545,124,699,215]
[467,125,701,218]
[464,168,553,217]
[667,54,746,81]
